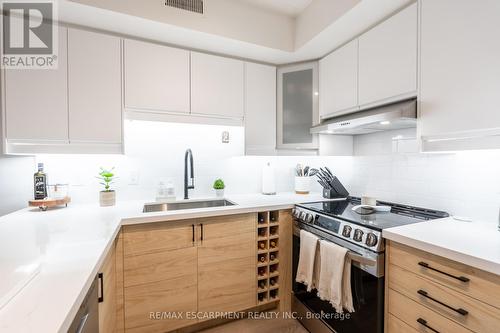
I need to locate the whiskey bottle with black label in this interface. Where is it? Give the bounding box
[34,163,48,200]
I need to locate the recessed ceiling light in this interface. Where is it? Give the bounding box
[380,121,391,125]
[314,92,319,96]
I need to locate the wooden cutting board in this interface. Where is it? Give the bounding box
[29,197,71,211]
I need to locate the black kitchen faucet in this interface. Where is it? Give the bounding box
[184,149,194,199]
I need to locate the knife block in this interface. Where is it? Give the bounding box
[322,176,349,198]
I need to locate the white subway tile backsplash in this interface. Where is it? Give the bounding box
[25,120,500,224]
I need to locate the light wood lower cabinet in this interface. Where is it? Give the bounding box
[99,239,117,333]
[198,215,256,312]
[120,214,258,332]
[122,224,196,333]
[124,247,198,333]
[386,241,500,333]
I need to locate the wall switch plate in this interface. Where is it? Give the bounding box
[222,131,230,143]
[129,170,140,185]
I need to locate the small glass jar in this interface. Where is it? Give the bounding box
[47,184,69,199]
[156,179,175,201]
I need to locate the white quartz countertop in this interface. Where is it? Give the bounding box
[383,217,500,276]
[0,192,328,333]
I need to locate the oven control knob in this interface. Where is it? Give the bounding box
[365,233,378,247]
[342,225,352,238]
[353,229,364,242]
[305,213,314,223]
[294,210,301,218]
[299,212,306,221]
[292,208,297,216]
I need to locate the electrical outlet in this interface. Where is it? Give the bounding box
[222,131,230,143]
[129,170,140,185]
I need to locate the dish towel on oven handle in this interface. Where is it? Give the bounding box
[295,230,319,292]
[317,239,354,313]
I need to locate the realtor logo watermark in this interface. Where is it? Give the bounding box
[1,0,58,69]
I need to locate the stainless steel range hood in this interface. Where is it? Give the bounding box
[311,99,417,135]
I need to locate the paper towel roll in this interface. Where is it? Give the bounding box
[262,162,276,195]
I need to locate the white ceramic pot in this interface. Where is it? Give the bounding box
[99,190,116,207]
[215,189,224,198]
[295,176,311,194]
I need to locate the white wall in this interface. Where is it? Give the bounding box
[4,120,499,224]
[35,120,352,204]
[0,156,35,216]
[352,131,500,223]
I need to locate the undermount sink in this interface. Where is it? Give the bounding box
[143,199,236,213]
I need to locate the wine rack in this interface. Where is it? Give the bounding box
[256,210,280,305]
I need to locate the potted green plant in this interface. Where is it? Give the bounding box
[213,179,225,198]
[97,167,116,207]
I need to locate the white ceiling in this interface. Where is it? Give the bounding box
[60,0,414,64]
[237,0,313,16]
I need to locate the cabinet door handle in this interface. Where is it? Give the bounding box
[417,318,440,333]
[76,313,90,333]
[98,273,104,303]
[200,223,204,241]
[192,224,195,243]
[418,261,470,282]
[417,289,468,316]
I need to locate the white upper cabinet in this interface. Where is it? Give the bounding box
[4,26,68,143]
[124,39,190,114]
[420,0,500,151]
[245,62,276,155]
[319,39,358,119]
[191,52,245,119]
[68,29,122,144]
[358,3,418,106]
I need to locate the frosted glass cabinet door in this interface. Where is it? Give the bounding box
[277,63,319,150]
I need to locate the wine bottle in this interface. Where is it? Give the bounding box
[259,281,266,289]
[270,240,277,248]
[259,242,266,249]
[34,163,48,200]
[259,229,266,237]
[259,255,266,263]
[258,294,264,302]
[270,278,276,286]
[270,253,276,261]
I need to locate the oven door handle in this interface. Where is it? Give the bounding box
[347,252,376,267]
[294,225,377,267]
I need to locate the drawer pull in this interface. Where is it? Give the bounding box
[417,318,440,333]
[417,289,469,316]
[418,261,470,283]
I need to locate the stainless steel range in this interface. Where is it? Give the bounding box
[292,197,448,333]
